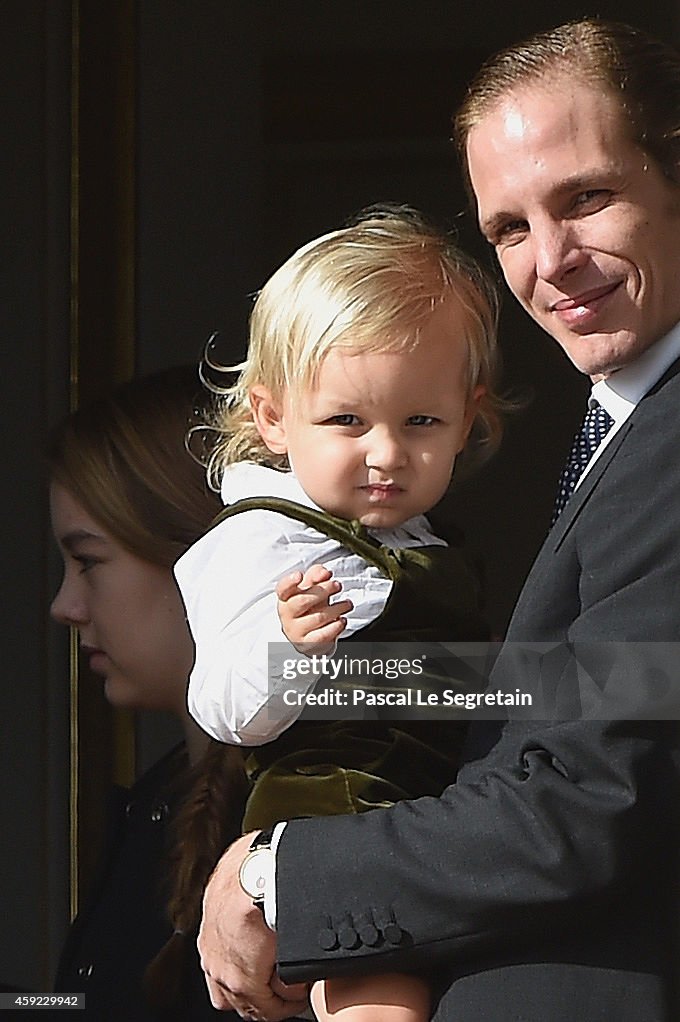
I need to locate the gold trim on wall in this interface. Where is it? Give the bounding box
[68,628,79,923]
[69,0,80,415]
[68,0,137,919]
[68,0,80,923]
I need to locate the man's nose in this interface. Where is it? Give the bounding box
[533,219,585,285]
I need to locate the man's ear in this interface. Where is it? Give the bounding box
[250,385,288,454]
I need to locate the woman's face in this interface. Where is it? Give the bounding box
[50,482,194,715]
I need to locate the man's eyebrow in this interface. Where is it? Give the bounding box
[479,210,517,239]
[550,169,620,195]
[61,529,107,552]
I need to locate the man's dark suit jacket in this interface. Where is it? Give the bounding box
[274,357,680,1020]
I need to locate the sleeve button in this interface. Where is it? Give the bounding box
[338,925,360,950]
[383,922,404,945]
[317,927,338,951]
[358,923,380,947]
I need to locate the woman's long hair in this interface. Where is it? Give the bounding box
[47,365,221,568]
[48,366,249,1010]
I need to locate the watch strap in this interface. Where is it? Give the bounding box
[249,826,275,852]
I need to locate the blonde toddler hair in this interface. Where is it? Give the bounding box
[205,205,502,487]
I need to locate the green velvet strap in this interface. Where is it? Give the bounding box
[211,494,397,577]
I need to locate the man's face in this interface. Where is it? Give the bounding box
[466,77,680,378]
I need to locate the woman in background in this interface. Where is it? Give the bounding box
[48,366,250,1020]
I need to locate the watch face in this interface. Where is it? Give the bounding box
[239,848,271,900]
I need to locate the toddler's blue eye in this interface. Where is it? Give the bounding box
[329,414,360,426]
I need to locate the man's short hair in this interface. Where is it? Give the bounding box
[454,18,680,196]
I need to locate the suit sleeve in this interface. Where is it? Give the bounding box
[273,383,680,981]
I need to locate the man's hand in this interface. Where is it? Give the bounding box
[277,564,353,654]
[198,832,309,1019]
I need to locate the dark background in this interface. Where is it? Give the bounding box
[2,0,676,991]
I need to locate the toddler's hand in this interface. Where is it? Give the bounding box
[276,564,353,655]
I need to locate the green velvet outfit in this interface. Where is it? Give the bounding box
[212,497,489,831]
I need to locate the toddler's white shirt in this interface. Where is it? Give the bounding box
[174,462,445,745]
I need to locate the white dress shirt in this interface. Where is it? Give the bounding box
[578,319,680,486]
[174,462,445,746]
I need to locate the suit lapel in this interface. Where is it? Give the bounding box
[549,354,680,549]
[549,355,680,547]
[504,424,633,639]
[506,354,680,639]
[549,418,634,552]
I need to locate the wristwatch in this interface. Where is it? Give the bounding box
[238,828,275,914]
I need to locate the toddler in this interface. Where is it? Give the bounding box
[176,206,501,1022]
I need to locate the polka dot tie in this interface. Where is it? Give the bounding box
[551,401,614,525]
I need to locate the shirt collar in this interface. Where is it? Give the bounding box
[591,319,680,422]
[220,462,314,506]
